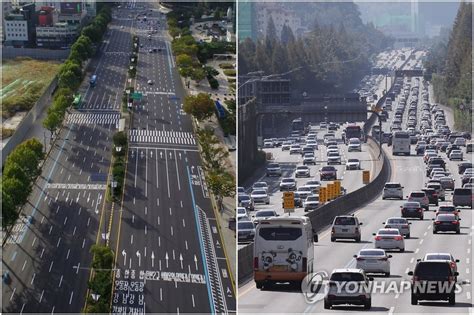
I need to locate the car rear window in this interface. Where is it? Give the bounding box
[415,262,451,277]
[437,214,456,221]
[360,250,384,256]
[385,183,401,188]
[256,211,275,217]
[425,254,451,261]
[454,188,472,196]
[238,222,254,229]
[258,227,302,241]
[268,163,279,168]
[321,166,335,171]
[411,192,426,197]
[388,218,406,224]
[379,230,399,235]
[334,217,356,225]
[330,273,365,282]
[438,206,455,212]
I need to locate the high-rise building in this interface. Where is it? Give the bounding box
[3,2,36,47]
[237,0,255,41]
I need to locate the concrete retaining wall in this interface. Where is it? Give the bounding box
[1,77,58,166]
[237,136,391,284]
[1,47,70,61]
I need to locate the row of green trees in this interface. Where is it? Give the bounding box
[425,2,472,131]
[84,245,114,313]
[43,5,112,135]
[1,139,43,228]
[111,131,128,200]
[239,8,391,94]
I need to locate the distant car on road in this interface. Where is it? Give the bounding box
[319,166,337,181]
[432,214,461,234]
[373,228,405,252]
[346,158,361,170]
[266,163,282,177]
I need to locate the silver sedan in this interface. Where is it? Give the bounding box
[383,217,411,238]
[354,249,392,276]
[373,228,405,252]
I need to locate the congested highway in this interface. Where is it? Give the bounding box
[109,2,235,314]
[238,50,473,313]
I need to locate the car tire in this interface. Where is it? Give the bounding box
[400,248,405,252]
[382,197,386,200]
[256,281,263,289]
[406,233,410,239]
[420,216,424,220]
[385,272,390,277]
[355,236,361,243]
[330,237,335,242]
[433,230,437,234]
[324,300,331,310]
[456,229,460,234]
[411,294,418,305]
[448,293,455,305]
[364,298,371,310]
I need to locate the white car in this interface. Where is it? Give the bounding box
[373,228,405,252]
[346,158,361,170]
[253,209,278,225]
[453,137,466,146]
[263,140,274,148]
[237,207,249,221]
[327,151,341,165]
[147,79,153,85]
[306,140,318,150]
[303,194,320,212]
[281,141,292,151]
[252,182,268,192]
[289,145,301,155]
[354,249,392,276]
[324,269,372,310]
[250,189,270,205]
[348,138,362,152]
[295,165,310,178]
[296,186,313,201]
[449,150,463,161]
[382,182,403,200]
[383,217,411,238]
[279,178,296,191]
[305,180,321,194]
[303,153,316,165]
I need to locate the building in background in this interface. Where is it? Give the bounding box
[3,3,36,47]
[237,0,255,41]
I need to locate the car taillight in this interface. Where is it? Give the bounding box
[433,193,438,197]
[355,227,359,232]
[356,257,364,261]
[452,221,459,224]
[413,276,419,282]
[450,262,456,269]
[302,257,307,272]
[375,236,382,241]
[394,236,403,241]
[380,257,388,261]
[448,276,455,283]
[331,227,335,234]
[253,257,258,269]
[418,208,422,212]
[385,225,391,228]
[434,221,441,224]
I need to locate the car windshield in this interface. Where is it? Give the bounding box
[359,250,384,256]
[425,254,451,261]
[238,222,254,229]
[334,217,356,225]
[385,183,401,188]
[252,190,266,195]
[330,273,365,282]
[297,166,308,170]
[307,181,320,185]
[454,188,472,195]
[404,202,420,207]
[321,167,335,171]
[328,152,340,157]
[239,195,250,201]
[299,187,311,192]
[348,159,359,163]
[306,196,319,202]
[282,178,294,183]
[256,211,275,217]
[238,208,246,214]
[268,164,279,168]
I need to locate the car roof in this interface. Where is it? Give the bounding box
[332,268,364,274]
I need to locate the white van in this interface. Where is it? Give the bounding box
[253,216,318,289]
[392,131,411,155]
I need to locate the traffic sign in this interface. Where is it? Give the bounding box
[362,170,370,184]
[319,187,327,203]
[334,180,341,197]
[327,183,334,200]
[283,191,295,210]
[130,92,143,100]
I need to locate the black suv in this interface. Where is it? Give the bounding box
[458,162,473,174]
[421,188,439,206]
[408,261,458,305]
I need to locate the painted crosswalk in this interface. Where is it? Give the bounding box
[66,113,120,125]
[129,129,196,145]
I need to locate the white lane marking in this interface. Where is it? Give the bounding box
[57,237,61,247]
[419,239,424,245]
[58,275,63,287]
[410,257,414,264]
[165,149,170,198]
[423,231,427,236]
[49,261,54,272]
[10,288,16,301]
[405,267,409,274]
[415,248,419,254]
[30,273,36,285]
[131,234,134,244]
[32,237,37,247]
[69,291,74,304]
[467,291,471,300]
[192,294,195,308]
[66,249,70,260]
[40,248,45,258]
[171,226,173,236]
[22,260,27,271]
[39,289,44,303]
[466,268,470,274]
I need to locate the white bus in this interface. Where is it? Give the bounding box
[253,216,318,289]
[392,131,411,155]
